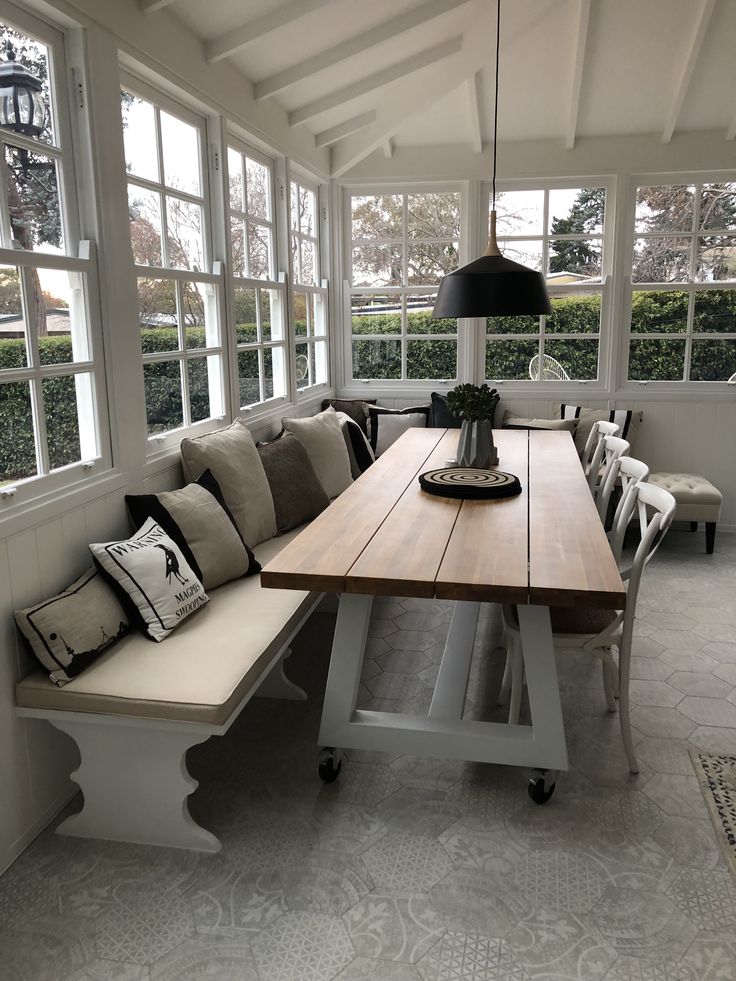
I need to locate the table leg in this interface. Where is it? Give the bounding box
[517,604,568,771]
[318,593,373,744]
[428,601,480,722]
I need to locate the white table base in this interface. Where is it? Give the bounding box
[319,594,569,771]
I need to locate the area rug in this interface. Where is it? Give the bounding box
[690,750,736,878]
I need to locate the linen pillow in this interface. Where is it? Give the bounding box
[15,569,129,686]
[428,392,462,429]
[556,404,643,455]
[258,432,330,532]
[321,398,376,435]
[179,418,277,546]
[125,470,260,590]
[282,407,353,499]
[503,412,578,434]
[366,405,430,456]
[334,411,375,477]
[90,518,208,642]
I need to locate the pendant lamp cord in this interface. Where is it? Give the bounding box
[492,0,500,212]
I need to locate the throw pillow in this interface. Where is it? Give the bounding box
[503,412,578,434]
[258,432,330,532]
[90,517,208,642]
[15,569,129,686]
[429,391,500,429]
[321,398,376,435]
[366,405,430,456]
[556,405,643,456]
[282,407,353,499]
[179,418,277,546]
[125,469,260,591]
[334,411,375,477]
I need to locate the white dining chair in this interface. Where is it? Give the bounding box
[498,480,676,773]
[580,419,621,475]
[600,455,650,537]
[589,434,629,515]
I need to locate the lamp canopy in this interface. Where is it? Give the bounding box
[432,0,551,321]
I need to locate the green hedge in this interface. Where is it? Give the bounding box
[3,290,736,482]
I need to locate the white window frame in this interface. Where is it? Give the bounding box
[481,177,615,393]
[121,73,227,449]
[621,171,736,391]
[225,136,288,414]
[289,172,329,397]
[0,2,110,509]
[343,183,466,392]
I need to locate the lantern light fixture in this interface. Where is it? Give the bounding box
[0,41,46,139]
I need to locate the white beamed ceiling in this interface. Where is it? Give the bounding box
[163,0,736,172]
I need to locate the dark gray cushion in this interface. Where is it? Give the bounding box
[258,433,330,532]
[321,398,376,434]
[429,392,462,428]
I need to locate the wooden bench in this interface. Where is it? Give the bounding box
[15,527,321,853]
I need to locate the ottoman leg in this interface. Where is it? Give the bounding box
[706,522,716,554]
[690,521,698,532]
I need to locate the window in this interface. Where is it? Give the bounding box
[485,185,607,383]
[227,141,287,408]
[121,80,226,441]
[348,190,460,383]
[627,181,736,383]
[0,14,106,498]
[290,177,328,392]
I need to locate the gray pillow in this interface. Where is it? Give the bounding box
[503,412,578,434]
[180,419,277,546]
[554,405,643,456]
[258,433,330,532]
[282,408,353,499]
[15,569,129,685]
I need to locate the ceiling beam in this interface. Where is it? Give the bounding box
[662,0,717,144]
[139,0,177,11]
[564,0,591,150]
[205,0,336,63]
[254,0,469,101]
[315,111,377,148]
[726,112,736,141]
[383,139,394,160]
[467,72,484,154]
[289,36,463,127]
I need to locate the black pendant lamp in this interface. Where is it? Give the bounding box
[433,0,551,319]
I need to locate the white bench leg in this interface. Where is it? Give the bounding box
[49,718,220,852]
[255,648,307,701]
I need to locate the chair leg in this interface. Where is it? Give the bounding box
[690,521,698,532]
[602,656,617,713]
[706,522,716,554]
[617,645,638,774]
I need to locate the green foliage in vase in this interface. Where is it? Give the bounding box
[446,383,499,422]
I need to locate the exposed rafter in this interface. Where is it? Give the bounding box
[254,0,469,101]
[139,0,177,11]
[289,36,463,127]
[564,0,591,150]
[727,111,736,141]
[315,111,377,148]
[662,0,716,144]
[382,139,394,160]
[467,72,484,154]
[205,0,335,64]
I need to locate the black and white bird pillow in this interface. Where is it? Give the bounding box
[90,517,208,642]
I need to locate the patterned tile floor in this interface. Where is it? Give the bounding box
[2,528,736,980]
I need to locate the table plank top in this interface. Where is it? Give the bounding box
[261,427,626,609]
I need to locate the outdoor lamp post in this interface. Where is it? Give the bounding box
[0,42,46,139]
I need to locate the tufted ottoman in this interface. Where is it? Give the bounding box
[649,472,722,553]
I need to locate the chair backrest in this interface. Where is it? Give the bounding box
[587,431,628,497]
[580,418,621,473]
[607,457,650,561]
[620,482,676,640]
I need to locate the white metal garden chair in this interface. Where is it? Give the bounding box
[528,354,570,381]
[498,479,676,773]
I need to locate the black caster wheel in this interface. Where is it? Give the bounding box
[318,748,343,784]
[528,769,556,805]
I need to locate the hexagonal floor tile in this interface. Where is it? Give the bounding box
[677,696,736,728]
[362,833,453,892]
[343,892,445,963]
[667,671,732,698]
[590,887,697,963]
[252,910,355,981]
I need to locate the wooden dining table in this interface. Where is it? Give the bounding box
[261,427,626,786]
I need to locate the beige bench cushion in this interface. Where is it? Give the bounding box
[16,528,316,727]
[649,472,723,522]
